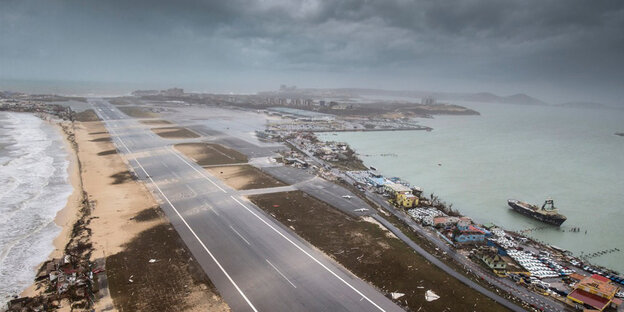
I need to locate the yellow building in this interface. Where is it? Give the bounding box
[385,182,419,208]
[384,182,411,195]
[567,274,618,311]
[397,192,418,208]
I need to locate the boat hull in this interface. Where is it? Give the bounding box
[507,200,566,226]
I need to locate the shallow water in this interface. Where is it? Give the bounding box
[319,103,624,272]
[0,112,73,305]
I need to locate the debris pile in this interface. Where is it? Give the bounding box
[6,191,102,311]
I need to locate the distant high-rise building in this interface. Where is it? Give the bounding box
[421,97,436,105]
[162,88,184,96]
[131,90,160,96]
[279,85,297,92]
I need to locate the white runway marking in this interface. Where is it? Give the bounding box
[230,225,251,245]
[230,196,386,312]
[168,146,227,193]
[103,117,258,312]
[266,259,297,289]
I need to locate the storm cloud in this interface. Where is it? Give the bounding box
[1,0,623,103]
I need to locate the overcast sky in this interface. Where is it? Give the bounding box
[1,0,623,104]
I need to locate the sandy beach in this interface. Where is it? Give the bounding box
[17,119,229,311]
[19,121,82,299]
[75,121,159,258]
[78,120,228,311]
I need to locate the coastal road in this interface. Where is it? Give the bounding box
[294,143,565,312]
[90,99,403,312]
[362,190,569,312]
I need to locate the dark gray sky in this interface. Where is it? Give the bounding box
[2,0,623,104]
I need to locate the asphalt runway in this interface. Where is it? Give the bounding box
[262,166,374,216]
[91,99,403,312]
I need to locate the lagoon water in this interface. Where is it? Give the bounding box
[0,112,72,306]
[319,103,624,272]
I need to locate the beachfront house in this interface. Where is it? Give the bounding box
[457,220,471,231]
[433,216,460,228]
[384,182,411,196]
[454,226,486,243]
[567,274,619,311]
[366,176,386,193]
[397,192,418,208]
[384,182,420,208]
[480,253,507,271]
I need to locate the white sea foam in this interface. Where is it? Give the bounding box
[0,112,73,306]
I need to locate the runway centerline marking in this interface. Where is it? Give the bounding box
[230,196,386,312]
[100,101,394,312]
[208,203,221,216]
[185,184,197,197]
[266,259,297,289]
[168,146,227,193]
[230,225,251,245]
[102,115,258,312]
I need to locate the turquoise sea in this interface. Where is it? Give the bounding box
[318,102,624,272]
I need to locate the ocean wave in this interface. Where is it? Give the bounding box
[0,112,73,306]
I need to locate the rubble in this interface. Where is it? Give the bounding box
[391,292,405,300]
[425,290,440,302]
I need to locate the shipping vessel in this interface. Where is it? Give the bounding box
[507,199,567,226]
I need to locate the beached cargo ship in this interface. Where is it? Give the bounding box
[507,199,567,226]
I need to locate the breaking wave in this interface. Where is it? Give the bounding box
[0,112,73,306]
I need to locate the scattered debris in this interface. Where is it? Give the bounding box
[391,292,405,300]
[425,290,440,302]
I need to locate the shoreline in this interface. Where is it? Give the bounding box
[19,119,83,298]
[280,124,620,309]
[9,116,229,311]
[315,129,623,275]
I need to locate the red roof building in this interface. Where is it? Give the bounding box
[567,274,618,311]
